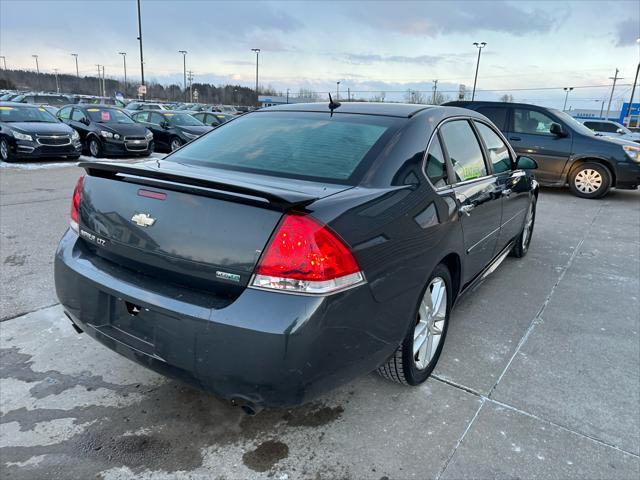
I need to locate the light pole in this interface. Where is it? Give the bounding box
[70,53,79,78]
[95,64,102,96]
[471,42,486,101]
[563,87,574,111]
[53,68,60,93]
[136,0,145,99]
[624,38,640,127]
[336,81,340,100]
[32,55,40,90]
[251,48,260,107]
[606,68,622,119]
[0,56,6,69]
[119,52,127,97]
[286,88,289,104]
[178,50,187,102]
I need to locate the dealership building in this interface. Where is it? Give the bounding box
[568,102,640,127]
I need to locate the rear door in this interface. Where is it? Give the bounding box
[439,119,502,283]
[509,107,573,184]
[473,120,529,249]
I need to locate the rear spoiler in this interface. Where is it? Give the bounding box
[80,161,319,210]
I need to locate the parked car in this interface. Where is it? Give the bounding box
[176,103,209,112]
[130,110,213,151]
[579,119,640,144]
[0,102,81,162]
[12,93,72,107]
[125,101,170,112]
[55,102,538,412]
[191,111,233,127]
[73,96,126,108]
[57,104,153,157]
[445,101,640,198]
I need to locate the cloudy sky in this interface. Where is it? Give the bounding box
[1,0,638,108]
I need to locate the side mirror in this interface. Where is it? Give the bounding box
[549,122,566,137]
[160,121,169,129]
[516,156,538,170]
[616,128,625,134]
[80,117,90,125]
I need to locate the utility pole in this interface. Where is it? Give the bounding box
[625,62,639,127]
[471,42,486,101]
[251,48,260,107]
[71,53,79,78]
[432,79,438,104]
[0,56,7,70]
[136,0,145,100]
[95,64,102,96]
[336,81,340,100]
[119,52,127,97]
[563,87,573,111]
[178,50,187,102]
[53,68,60,93]
[32,55,40,90]
[102,66,106,97]
[599,99,605,118]
[187,70,194,102]
[347,87,350,101]
[606,68,622,119]
[286,88,289,104]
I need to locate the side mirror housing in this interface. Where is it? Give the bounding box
[550,122,566,137]
[516,156,538,170]
[80,117,90,125]
[160,121,169,129]
[616,128,625,134]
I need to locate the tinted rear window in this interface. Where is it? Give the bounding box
[475,106,508,131]
[168,112,398,183]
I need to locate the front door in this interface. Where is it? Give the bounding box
[508,107,573,185]
[439,119,502,283]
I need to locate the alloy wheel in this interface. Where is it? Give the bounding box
[0,140,8,161]
[413,277,447,370]
[574,169,603,194]
[170,139,182,151]
[89,140,99,157]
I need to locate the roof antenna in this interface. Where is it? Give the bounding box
[328,93,341,117]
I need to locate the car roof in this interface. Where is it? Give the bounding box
[0,101,41,108]
[133,109,185,114]
[75,104,124,110]
[444,100,561,110]
[262,102,435,118]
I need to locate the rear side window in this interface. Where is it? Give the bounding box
[424,136,448,188]
[474,122,512,173]
[439,120,487,183]
[169,112,395,183]
[476,106,508,131]
[597,122,618,133]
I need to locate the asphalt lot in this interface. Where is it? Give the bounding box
[0,158,639,479]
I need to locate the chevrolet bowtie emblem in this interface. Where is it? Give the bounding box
[131,212,156,227]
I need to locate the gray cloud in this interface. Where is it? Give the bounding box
[347,1,563,36]
[614,18,640,46]
[342,53,444,65]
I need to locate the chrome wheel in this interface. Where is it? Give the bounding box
[522,203,534,249]
[413,277,447,370]
[170,138,182,151]
[89,139,99,157]
[574,168,603,194]
[0,140,8,161]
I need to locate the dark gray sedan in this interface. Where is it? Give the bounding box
[55,102,538,413]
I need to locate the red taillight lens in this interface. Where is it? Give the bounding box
[70,175,84,232]
[252,213,364,294]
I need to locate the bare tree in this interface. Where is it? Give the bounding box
[370,92,386,102]
[404,89,427,104]
[500,94,514,102]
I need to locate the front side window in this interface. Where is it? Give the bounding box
[163,113,204,126]
[71,109,86,122]
[133,112,149,123]
[475,122,512,173]
[439,120,487,183]
[169,112,395,183]
[424,136,448,188]
[513,109,556,135]
[597,122,619,133]
[58,106,72,120]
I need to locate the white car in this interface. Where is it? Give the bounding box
[581,119,640,144]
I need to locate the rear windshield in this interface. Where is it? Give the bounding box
[168,111,397,183]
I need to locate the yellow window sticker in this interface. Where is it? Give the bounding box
[0,106,15,110]
[87,108,100,112]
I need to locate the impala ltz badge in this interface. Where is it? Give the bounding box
[131,213,156,227]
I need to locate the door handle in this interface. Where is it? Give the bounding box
[502,188,512,197]
[459,204,475,216]
[509,136,522,141]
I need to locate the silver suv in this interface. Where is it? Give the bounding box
[580,119,640,144]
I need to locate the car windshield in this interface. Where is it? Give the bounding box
[164,113,203,126]
[0,105,59,123]
[168,111,397,183]
[550,109,598,136]
[86,108,134,124]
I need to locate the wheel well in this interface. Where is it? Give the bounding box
[568,159,616,186]
[440,253,461,301]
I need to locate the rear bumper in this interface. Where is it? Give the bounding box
[54,230,397,407]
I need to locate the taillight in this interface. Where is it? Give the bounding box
[251,213,365,295]
[70,175,84,233]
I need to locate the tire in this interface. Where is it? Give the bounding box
[568,162,611,199]
[511,197,536,258]
[170,137,183,152]
[378,264,451,385]
[88,137,103,158]
[0,138,15,162]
